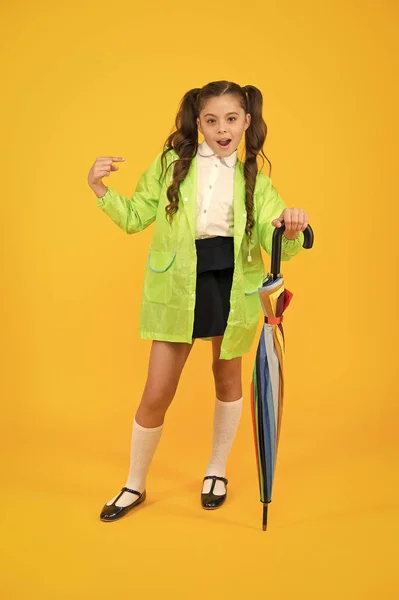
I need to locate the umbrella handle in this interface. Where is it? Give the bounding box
[270,222,314,279]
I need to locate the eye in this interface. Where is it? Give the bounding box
[228,117,237,122]
[207,119,216,124]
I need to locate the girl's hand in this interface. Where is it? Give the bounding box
[88,156,126,197]
[271,208,309,240]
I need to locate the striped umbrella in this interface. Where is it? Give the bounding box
[251,223,314,531]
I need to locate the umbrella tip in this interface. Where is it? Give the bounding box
[262,504,268,531]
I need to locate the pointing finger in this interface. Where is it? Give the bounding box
[97,156,126,162]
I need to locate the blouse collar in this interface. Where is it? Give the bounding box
[197,140,237,168]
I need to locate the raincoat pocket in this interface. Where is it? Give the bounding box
[144,249,176,304]
[244,269,263,325]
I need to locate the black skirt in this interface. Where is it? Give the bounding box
[192,236,235,339]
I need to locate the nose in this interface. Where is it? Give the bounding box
[217,122,227,134]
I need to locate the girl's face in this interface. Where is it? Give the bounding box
[196,94,251,157]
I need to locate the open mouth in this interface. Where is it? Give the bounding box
[217,139,232,148]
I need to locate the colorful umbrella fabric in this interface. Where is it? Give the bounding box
[251,223,314,531]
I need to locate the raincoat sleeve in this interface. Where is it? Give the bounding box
[95,152,164,234]
[256,173,304,261]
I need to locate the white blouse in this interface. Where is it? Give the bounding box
[195,140,237,240]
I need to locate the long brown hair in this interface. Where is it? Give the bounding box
[161,80,271,238]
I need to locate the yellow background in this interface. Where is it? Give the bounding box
[1,0,398,598]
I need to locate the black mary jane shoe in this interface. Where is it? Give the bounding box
[100,487,146,522]
[201,476,228,510]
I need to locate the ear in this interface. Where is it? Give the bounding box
[196,117,203,135]
[244,113,251,131]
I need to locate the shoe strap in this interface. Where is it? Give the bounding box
[122,486,142,497]
[203,476,228,494]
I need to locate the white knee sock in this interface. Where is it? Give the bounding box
[202,397,243,496]
[106,418,163,507]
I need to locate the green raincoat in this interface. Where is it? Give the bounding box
[96,149,304,360]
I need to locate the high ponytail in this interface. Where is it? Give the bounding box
[242,85,270,238]
[161,87,201,222]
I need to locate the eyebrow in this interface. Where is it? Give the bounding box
[203,112,240,117]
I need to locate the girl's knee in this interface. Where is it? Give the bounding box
[136,394,170,427]
[212,356,241,377]
[212,360,242,400]
[141,389,172,412]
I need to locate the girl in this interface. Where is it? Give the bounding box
[87,80,309,522]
